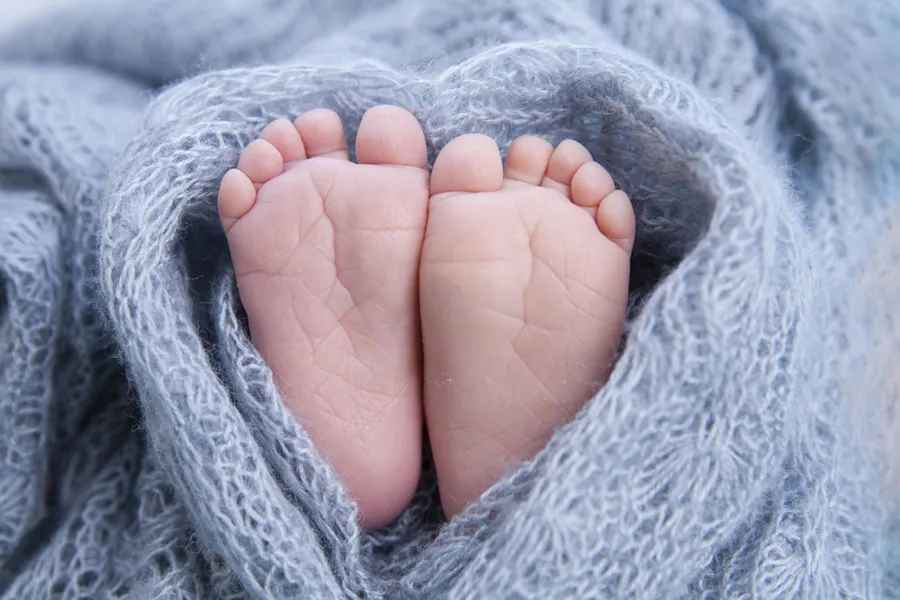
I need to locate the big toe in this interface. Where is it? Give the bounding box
[356,105,428,168]
[430,134,504,197]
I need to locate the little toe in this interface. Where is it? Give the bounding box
[595,189,636,254]
[356,105,428,169]
[504,136,555,186]
[542,139,593,197]
[259,118,307,163]
[294,109,350,160]
[237,138,284,185]
[430,134,504,197]
[218,169,257,233]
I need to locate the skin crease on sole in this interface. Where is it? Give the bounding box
[219,106,635,527]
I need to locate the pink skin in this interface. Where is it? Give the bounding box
[421,134,634,517]
[218,106,635,526]
[218,106,428,530]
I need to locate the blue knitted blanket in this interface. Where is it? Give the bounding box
[1,0,898,597]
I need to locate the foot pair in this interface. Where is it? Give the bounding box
[218,106,634,529]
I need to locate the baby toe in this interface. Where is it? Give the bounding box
[570,161,616,211]
[218,169,257,233]
[237,138,284,185]
[294,109,350,160]
[542,139,593,198]
[504,136,555,186]
[259,118,307,163]
[595,189,636,254]
[570,158,634,253]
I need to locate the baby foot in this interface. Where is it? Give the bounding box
[218,106,429,530]
[420,135,634,517]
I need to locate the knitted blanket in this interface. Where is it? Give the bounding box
[1,0,898,597]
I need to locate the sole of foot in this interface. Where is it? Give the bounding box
[218,106,430,530]
[420,134,635,518]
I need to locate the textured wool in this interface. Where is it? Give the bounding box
[0,0,898,598]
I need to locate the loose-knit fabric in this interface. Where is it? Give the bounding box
[0,0,898,598]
